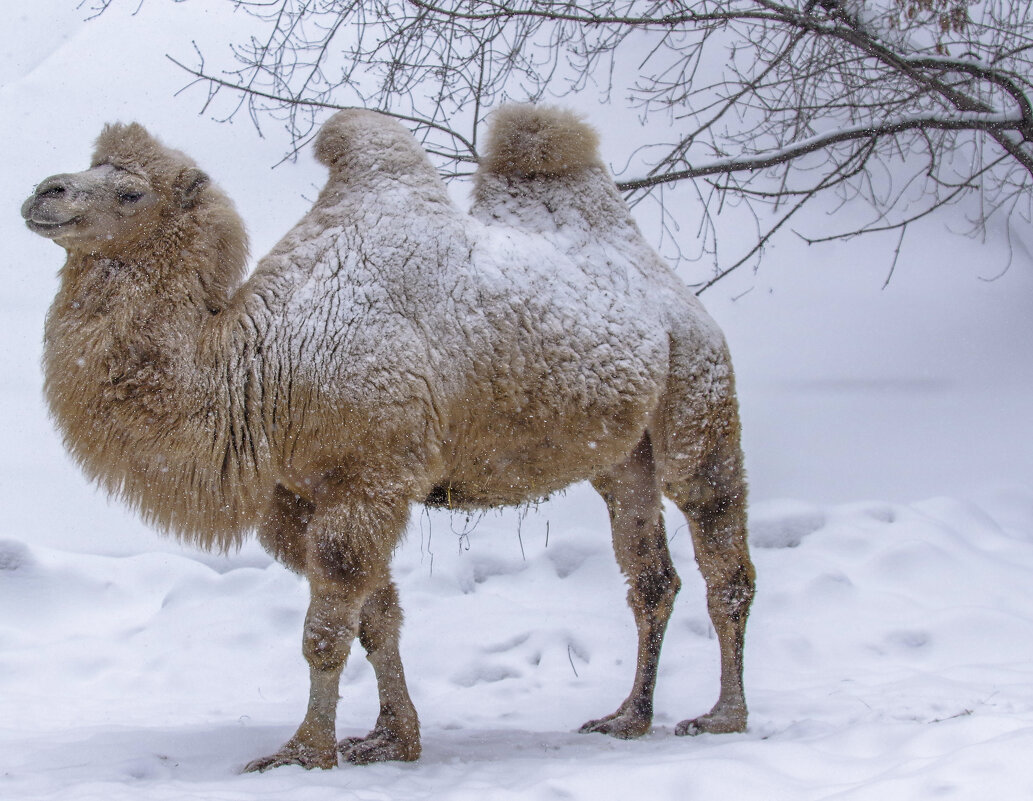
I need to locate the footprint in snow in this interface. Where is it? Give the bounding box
[0,539,35,573]
[749,501,826,549]
[451,663,523,687]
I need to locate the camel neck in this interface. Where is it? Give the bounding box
[43,248,269,550]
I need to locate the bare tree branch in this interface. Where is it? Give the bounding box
[95,0,1033,291]
[617,109,1024,191]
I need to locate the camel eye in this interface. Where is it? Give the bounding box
[118,191,144,204]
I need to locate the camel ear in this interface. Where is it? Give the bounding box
[174,168,210,209]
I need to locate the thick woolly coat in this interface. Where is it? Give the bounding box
[42,107,737,554]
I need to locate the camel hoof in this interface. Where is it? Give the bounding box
[338,727,421,764]
[578,711,651,740]
[675,707,747,737]
[242,742,338,773]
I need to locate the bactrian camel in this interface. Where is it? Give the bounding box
[21,104,756,770]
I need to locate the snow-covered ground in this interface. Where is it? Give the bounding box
[5,492,1033,799]
[2,2,1032,799]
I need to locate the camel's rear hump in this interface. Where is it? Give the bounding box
[479,104,601,178]
[472,105,648,246]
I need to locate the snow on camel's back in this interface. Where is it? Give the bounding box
[21,104,755,770]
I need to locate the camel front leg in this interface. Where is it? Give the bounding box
[243,573,366,772]
[244,494,405,772]
[338,580,421,764]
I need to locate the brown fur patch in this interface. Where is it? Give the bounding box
[94,123,197,192]
[480,104,601,178]
[313,109,373,169]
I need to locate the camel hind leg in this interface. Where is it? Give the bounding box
[666,421,755,736]
[581,432,682,739]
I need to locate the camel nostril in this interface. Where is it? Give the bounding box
[22,176,78,227]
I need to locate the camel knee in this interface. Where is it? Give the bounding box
[629,558,682,617]
[706,561,755,626]
[302,540,388,673]
[303,605,358,672]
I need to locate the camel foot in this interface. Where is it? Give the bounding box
[338,726,421,765]
[578,709,651,740]
[242,739,338,773]
[675,704,747,737]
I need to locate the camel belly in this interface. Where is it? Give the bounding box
[427,388,656,509]
[424,443,613,510]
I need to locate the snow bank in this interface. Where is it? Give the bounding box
[3,489,1033,799]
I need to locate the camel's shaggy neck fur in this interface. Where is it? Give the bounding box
[43,123,261,550]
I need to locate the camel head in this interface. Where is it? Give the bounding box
[22,122,210,257]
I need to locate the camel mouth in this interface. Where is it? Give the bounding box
[21,190,81,237]
[24,215,81,237]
